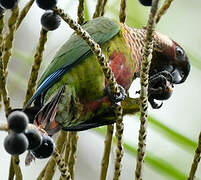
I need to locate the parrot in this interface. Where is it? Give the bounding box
[22,17,190,135]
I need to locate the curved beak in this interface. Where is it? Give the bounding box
[172,68,183,84]
[171,61,191,84]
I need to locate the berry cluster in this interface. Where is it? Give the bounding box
[4,111,55,159]
[138,0,152,6]
[36,0,61,31]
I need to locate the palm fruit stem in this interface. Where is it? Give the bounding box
[23,28,48,106]
[188,132,201,180]
[113,105,124,180]
[135,0,159,180]
[68,132,79,180]
[93,0,103,18]
[100,0,108,16]
[53,149,72,180]
[3,6,19,70]
[100,124,114,180]
[43,130,68,180]
[119,0,127,23]
[77,0,85,25]
[0,12,4,111]
[156,0,174,24]
[16,0,35,29]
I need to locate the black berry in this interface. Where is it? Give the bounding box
[0,0,18,9]
[24,129,42,150]
[138,0,152,6]
[41,11,61,31]
[4,132,28,155]
[8,111,28,133]
[36,0,57,10]
[31,135,55,159]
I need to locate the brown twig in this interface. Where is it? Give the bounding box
[156,0,174,24]
[93,0,103,18]
[135,0,160,179]
[100,0,108,16]
[43,130,68,180]
[16,0,35,29]
[113,105,124,180]
[77,0,85,25]
[100,124,114,180]
[23,28,48,106]
[119,0,127,23]
[68,132,79,180]
[3,6,19,70]
[53,149,72,180]
[188,132,201,180]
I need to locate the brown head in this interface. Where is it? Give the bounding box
[151,31,190,84]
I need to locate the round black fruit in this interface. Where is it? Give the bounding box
[0,0,18,9]
[24,129,42,150]
[36,0,57,10]
[8,111,29,133]
[31,135,55,159]
[41,11,61,31]
[4,132,28,155]
[138,0,152,6]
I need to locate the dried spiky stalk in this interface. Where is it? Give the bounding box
[188,132,201,180]
[53,149,72,180]
[23,28,48,106]
[93,0,103,18]
[156,0,174,24]
[16,0,35,29]
[113,105,123,180]
[3,6,19,70]
[43,130,68,180]
[100,0,108,16]
[119,0,127,23]
[68,132,79,180]
[100,124,114,180]
[135,0,159,179]
[77,0,85,25]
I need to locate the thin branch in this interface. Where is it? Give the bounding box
[23,28,48,106]
[113,105,124,180]
[93,0,103,18]
[16,0,35,29]
[53,149,72,180]
[188,132,201,180]
[43,130,68,180]
[8,158,15,180]
[12,156,23,180]
[36,163,48,180]
[135,0,160,179]
[68,132,79,180]
[100,124,114,180]
[77,0,85,25]
[3,6,19,70]
[119,0,127,23]
[100,0,108,16]
[156,0,174,24]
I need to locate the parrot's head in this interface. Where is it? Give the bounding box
[150,31,190,84]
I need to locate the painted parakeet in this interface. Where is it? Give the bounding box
[23,17,190,135]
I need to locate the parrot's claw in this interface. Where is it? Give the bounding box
[148,97,163,109]
[105,85,127,104]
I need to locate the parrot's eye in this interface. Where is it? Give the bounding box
[175,46,185,60]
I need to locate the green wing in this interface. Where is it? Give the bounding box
[38,17,120,86]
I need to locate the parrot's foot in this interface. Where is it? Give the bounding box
[148,70,174,109]
[136,71,174,109]
[105,85,127,104]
